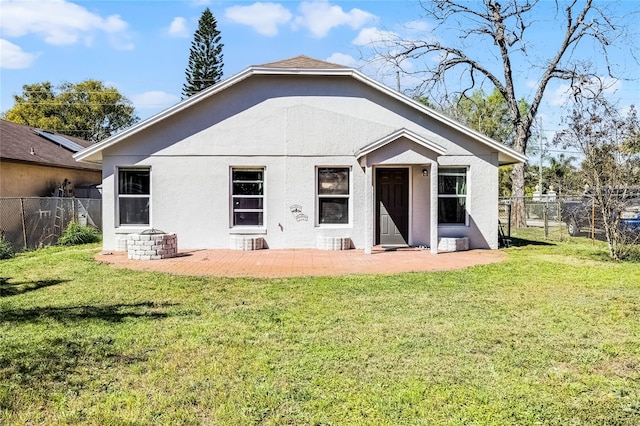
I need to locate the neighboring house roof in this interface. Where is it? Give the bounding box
[74,55,527,166]
[1,119,100,171]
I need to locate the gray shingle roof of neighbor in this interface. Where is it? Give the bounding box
[257,55,348,69]
[0,119,101,171]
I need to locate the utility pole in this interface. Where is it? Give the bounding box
[538,118,543,193]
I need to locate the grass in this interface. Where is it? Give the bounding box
[1,233,639,425]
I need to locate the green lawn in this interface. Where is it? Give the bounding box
[1,234,639,425]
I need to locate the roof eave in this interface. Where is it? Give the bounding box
[251,67,355,76]
[2,156,101,171]
[355,128,447,160]
[498,152,528,166]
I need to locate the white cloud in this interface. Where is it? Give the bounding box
[549,77,622,107]
[0,39,39,69]
[403,20,431,33]
[0,0,132,48]
[548,83,571,107]
[352,27,398,47]
[620,105,634,118]
[601,77,622,95]
[293,1,375,38]
[324,51,421,94]
[225,3,292,36]
[168,17,190,38]
[131,91,180,111]
[326,53,359,67]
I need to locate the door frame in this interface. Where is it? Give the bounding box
[374,166,412,245]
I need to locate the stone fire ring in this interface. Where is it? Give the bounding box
[127,229,177,260]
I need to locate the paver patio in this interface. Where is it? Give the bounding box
[96,247,507,278]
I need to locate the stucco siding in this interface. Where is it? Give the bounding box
[105,76,496,160]
[101,154,366,250]
[437,154,499,249]
[0,160,101,197]
[96,73,509,252]
[411,165,432,247]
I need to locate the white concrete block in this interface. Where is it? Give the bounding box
[317,236,352,250]
[437,237,469,252]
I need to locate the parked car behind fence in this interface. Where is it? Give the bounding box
[561,193,640,238]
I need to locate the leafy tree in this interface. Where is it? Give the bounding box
[498,165,515,197]
[542,154,581,196]
[182,8,224,98]
[440,88,529,195]
[554,96,640,260]
[440,88,581,198]
[448,89,515,145]
[2,80,138,142]
[371,0,634,226]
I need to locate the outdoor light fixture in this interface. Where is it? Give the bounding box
[422,168,429,177]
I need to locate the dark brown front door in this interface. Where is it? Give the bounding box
[376,168,409,245]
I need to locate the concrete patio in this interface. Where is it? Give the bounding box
[96,247,507,278]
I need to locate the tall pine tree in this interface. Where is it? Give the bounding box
[182,8,223,98]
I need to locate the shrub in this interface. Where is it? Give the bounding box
[57,222,101,246]
[0,236,14,260]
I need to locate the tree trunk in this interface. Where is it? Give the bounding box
[602,218,618,260]
[510,163,527,228]
[510,124,529,228]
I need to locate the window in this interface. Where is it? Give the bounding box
[232,168,264,226]
[438,168,467,225]
[118,168,150,226]
[317,167,350,224]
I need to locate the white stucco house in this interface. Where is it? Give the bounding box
[74,55,525,254]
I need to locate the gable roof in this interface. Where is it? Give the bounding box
[74,55,527,166]
[355,128,448,160]
[1,119,100,171]
[258,55,348,69]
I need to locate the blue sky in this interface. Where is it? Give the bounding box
[1,0,638,145]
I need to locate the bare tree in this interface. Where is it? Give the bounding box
[366,0,635,226]
[555,93,640,260]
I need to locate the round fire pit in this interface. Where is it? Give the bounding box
[127,229,177,260]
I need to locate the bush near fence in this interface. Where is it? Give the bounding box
[0,197,102,252]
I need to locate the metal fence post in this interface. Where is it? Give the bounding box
[20,198,27,249]
[544,202,549,239]
[507,203,512,237]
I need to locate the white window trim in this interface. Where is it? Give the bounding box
[230,166,266,229]
[116,166,151,228]
[316,166,352,227]
[437,166,469,227]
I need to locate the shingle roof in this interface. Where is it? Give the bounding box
[0,120,100,171]
[257,55,348,69]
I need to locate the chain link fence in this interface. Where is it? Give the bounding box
[499,196,571,242]
[500,194,640,244]
[0,197,102,252]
